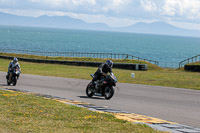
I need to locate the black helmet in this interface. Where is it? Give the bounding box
[106,60,113,68]
[13,57,18,63]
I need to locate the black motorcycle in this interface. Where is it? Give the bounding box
[6,67,21,86]
[86,73,117,100]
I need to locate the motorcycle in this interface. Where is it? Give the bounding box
[6,67,21,86]
[86,73,117,100]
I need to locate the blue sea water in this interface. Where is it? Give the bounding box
[0,25,200,67]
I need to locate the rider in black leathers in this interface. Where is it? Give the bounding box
[6,57,21,81]
[92,60,113,86]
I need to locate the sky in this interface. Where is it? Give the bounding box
[0,0,200,30]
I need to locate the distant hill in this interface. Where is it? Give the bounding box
[0,12,200,37]
[0,12,109,31]
[115,21,200,37]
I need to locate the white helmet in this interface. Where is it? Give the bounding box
[13,57,18,63]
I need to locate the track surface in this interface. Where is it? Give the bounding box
[0,71,199,128]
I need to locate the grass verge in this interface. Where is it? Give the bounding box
[0,89,162,133]
[187,61,200,65]
[0,58,200,90]
[0,53,160,70]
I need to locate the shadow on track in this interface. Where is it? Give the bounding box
[78,96,105,100]
[0,83,9,87]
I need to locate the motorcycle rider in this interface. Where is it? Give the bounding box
[7,57,21,81]
[92,60,113,87]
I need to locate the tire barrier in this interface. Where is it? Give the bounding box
[0,55,147,71]
[184,65,200,72]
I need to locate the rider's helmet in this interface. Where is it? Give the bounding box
[13,57,18,63]
[106,60,113,68]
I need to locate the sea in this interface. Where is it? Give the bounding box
[0,25,200,68]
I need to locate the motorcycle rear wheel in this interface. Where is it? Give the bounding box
[86,82,94,97]
[104,86,114,100]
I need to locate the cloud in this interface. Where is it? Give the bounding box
[141,0,158,12]
[1,0,199,19]
[32,0,96,7]
[0,0,199,29]
[162,0,200,20]
[26,0,97,12]
[140,0,200,22]
[101,0,132,13]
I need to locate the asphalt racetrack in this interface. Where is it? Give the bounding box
[0,71,199,128]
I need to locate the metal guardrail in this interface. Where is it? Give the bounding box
[0,49,159,66]
[179,54,200,68]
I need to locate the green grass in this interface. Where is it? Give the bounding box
[0,58,200,90]
[187,61,200,65]
[0,90,162,133]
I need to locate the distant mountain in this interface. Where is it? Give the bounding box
[0,12,200,37]
[115,21,200,37]
[0,12,109,31]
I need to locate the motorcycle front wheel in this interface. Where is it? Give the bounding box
[104,86,114,100]
[13,76,17,86]
[7,80,10,85]
[86,82,94,97]
[6,74,11,85]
